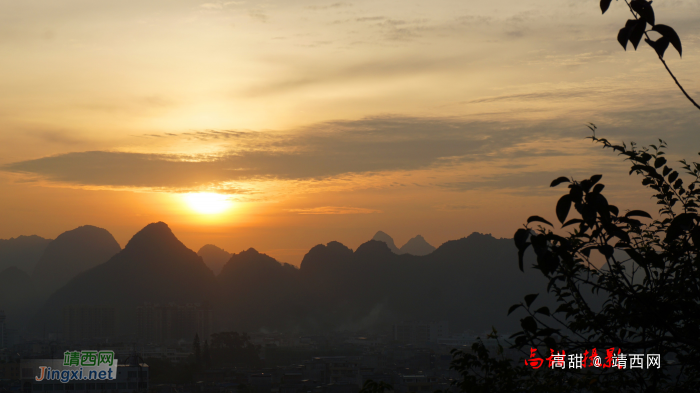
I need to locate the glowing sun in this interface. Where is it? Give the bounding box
[184,192,232,214]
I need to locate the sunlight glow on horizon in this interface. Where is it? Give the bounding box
[183,192,234,215]
[1,0,698,265]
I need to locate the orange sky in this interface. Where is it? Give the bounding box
[1,0,699,264]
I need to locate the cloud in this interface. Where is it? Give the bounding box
[138,129,265,141]
[306,3,352,11]
[3,116,548,190]
[433,204,479,211]
[249,10,268,22]
[3,151,230,189]
[24,130,89,146]
[199,1,242,10]
[243,54,472,96]
[349,17,429,41]
[8,109,697,195]
[356,17,385,22]
[437,173,557,192]
[453,15,493,26]
[468,87,618,104]
[378,18,428,41]
[286,206,381,214]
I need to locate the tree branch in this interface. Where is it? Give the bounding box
[622,0,700,111]
[657,57,700,111]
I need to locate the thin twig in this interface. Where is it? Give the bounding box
[657,57,700,110]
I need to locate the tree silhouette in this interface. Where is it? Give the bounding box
[193,333,201,368]
[202,339,212,369]
[209,331,260,367]
[359,380,394,393]
[447,128,700,391]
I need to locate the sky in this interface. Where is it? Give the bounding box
[1,0,700,265]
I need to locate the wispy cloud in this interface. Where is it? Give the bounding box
[138,129,265,141]
[356,16,384,22]
[242,54,472,96]
[249,9,268,22]
[433,204,479,211]
[437,172,565,192]
[468,86,622,104]
[306,2,352,11]
[199,1,242,10]
[286,206,381,214]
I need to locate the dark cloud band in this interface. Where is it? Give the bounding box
[4,114,647,191]
[3,116,516,189]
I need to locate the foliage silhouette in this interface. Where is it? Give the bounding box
[209,331,261,368]
[445,329,551,393]
[601,0,699,110]
[145,356,199,384]
[193,333,201,368]
[447,127,700,392]
[203,339,212,368]
[359,380,394,393]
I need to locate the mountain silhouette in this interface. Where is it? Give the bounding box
[217,232,548,334]
[371,231,436,256]
[299,241,353,274]
[301,233,547,333]
[218,248,301,331]
[0,267,39,329]
[0,235,52,273]
[27,224,551,338]
[32,225,121,299]
[197,244,231,275]
[371,231,400,254]
[38,222,217,336]
[398,235,436,256]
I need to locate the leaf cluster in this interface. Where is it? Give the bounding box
[603,0,682,59]
[444,329,578,393]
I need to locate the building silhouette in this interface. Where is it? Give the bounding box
[393,321,448,345]
[0,310,6,349]
[136,302,212,344]
[62,305,117,342]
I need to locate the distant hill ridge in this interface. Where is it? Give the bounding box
[37,222,217,334]
[0,266,38,327]
[32,225,121,299]
[197,244,231,275]
[1,226,122,330]
[372,231,436,256]
[0,234,52,273]
[372,231,400,253]
[15,222,549,339]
